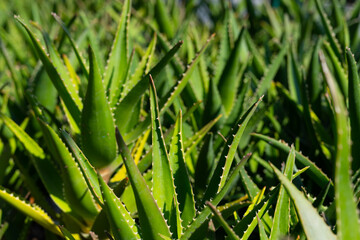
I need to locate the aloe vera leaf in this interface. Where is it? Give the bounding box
[194,133,214,195]
[264,1,282,39]
[0,39,23,103]
[214,10,231,84]
[269,146,295,240]
[218,28,245,115]
[314,0,342,60]
[114,40,183,135]
[184,114,222,156]
[254,44,288,98]
[123,35,214,143]
[244,30,265,76]
[98,174,141,240]
[180,153,251,240]
[313,181,332,211]
[287,46,302,104]
[331,0,349,48]
[320,52,360,240]
[243,187,265,217]
[0,113,44,159]
[192,29,210,94]
[111,129,150,183]
[155,0,174,38]
[30,154,71,213]
[120,34,157,105]
[42,31,83,117]
[271,163,336,240]
[203,96,262,202]
[116,129,171,240]
[14,16,81,124]
[38,119,99,225]
[81,46,116,169]
[232,187,278,240]
[169,111,196,229]
[159,34,214,111]
[103,0,130,93]
[42,30,83,110]
[59,226,76,240]
[251,133,333,192]
[239,166,260,200]
[52,13,89,80]
[206,201,240,240]
[217,196,250,220]
[346,48,360,171]
[0,187,62,236]
[149,76,181,237]
[61,130,103,205]
[256,213,269,240]
[202,78,225,129]
[323,42,348,97]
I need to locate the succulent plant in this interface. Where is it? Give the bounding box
[0,0,360,239]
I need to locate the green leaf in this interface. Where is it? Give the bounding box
[52,12,89,80]
[98,173,141,240]
[169,111,196,229]
[81,46,116,169]
[180,153,251,239]
[120,34,157,105]
[314,0,342,60]
[123,35,214,143]
[323,42,348,98]
[0,113,45,159]
[269,146,295,240]
[41,28,83,112]
[346,48,360,171]
[116,129,171,240]
[206,201,240,240]
[149,76,181,238]
[254,44,288,98]
[0,187,62,236]
[251,133,333,194]
[218,28,245,116]
[320,52,360,240]
[61,130,103,205]
[114,40,183,136]
[232,187,278,240]
[155,0,174,38]
[271,163,336,240]
[38,119,100,225]
[14,16,81,124]
[204,96,262,202]
[104,0,131,95]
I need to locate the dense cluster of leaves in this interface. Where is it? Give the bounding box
[0,0,360,239]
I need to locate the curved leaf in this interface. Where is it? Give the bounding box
[81,46,116,168]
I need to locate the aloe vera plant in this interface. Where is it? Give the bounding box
[1,0,360,239]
